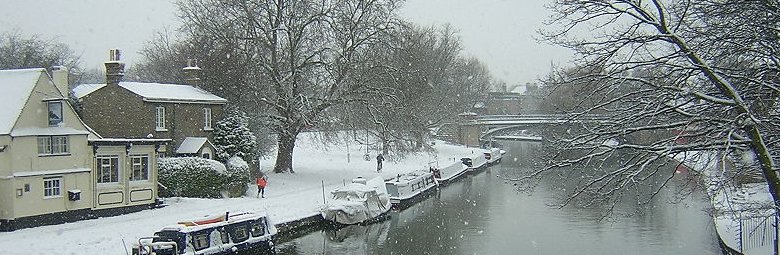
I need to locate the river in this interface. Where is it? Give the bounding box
[275,141,721,254]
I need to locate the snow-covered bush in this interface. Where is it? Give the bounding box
[158,157,227,198]
[213,108,257,162]
[225,156,251,197]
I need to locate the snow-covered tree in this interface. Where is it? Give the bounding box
[175,0,404,173]
[337,24,492,155]
[524,0,780,216]
[0,30,80,70]
[213,108,257,162]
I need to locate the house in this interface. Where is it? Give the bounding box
[0,67,167,231]
[73,50,227,158]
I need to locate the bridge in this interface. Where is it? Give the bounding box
[437,114,604,147]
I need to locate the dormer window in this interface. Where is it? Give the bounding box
[48,101,63,126]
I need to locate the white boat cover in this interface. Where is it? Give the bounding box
[321,176,391,225]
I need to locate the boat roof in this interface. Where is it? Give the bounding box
[332,183,376,194]
[159,211,269,233]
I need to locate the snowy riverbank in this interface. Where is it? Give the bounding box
[674,151,776,255]
[0,132,482,255]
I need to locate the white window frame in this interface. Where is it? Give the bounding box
[155,106,167,131]
[203,108,212,130]
[37,136,69,156]
[48,101,63,126]
[43,177,62,198]
[130,154,149,181]
[97,155,120,184]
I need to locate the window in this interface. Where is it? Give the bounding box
[37,136,69,155]
[191,232,210,251]
[44,177,62,198]
[251,220,266,237]
[229,224,249,243]
[97,155,119,183]
[202,153,211,159]
[48,101,63,126]
[155,106,166,131]
[203,108,212,130]
[130,155,149,181]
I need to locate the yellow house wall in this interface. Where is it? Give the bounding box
[0,73,94,220]
[11,172,92,219]
[0,136,10,177]
[0,178,13,220]
[93,144,158,210]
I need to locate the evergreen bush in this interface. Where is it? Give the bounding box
[225,156,251,197]
[158,157,227,198]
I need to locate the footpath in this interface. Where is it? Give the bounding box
[675,151,776,255]
[0,133,483,255]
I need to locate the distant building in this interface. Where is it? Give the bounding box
[472,83,540,115]
[73,50,226,158]
[0,67,167,231]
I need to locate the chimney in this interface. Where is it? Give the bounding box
[51,66,68,97]
[182,59,202,88]
[105,49,125,85]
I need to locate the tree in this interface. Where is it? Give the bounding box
[175,0,403,173]
[527,0,780,216]
[213,108,258,163]
[0,30,80,70]
[338,24,492,155]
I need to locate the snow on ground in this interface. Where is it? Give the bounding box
[0,132,481,255]
[674,151,775,255]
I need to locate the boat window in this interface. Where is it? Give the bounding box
[229,224,250,243]
[219,228,229,244]
[191,232,210,251]
[251,220,266,237]
[153,230,186,254]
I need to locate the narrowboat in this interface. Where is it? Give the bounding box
[462,151,489,173]
[132,211,276,255]
[483,148,503,165]
[431,162,469,185]
[321,176,391,225]
[385,170,438,208]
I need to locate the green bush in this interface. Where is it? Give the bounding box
[158,157,227,198]
[225,156,251,197]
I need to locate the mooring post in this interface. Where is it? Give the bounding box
[321,180,326,205]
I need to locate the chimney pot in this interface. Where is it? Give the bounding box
[105,49,125,85]
[183,58,202,88]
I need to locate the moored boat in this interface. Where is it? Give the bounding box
[483,148,503,165]
[385,170,438,209]
[461,151,489,173]
[132,211,276,255]
[321,176,391,226]
[431,162,469,185]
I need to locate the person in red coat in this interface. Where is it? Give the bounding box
[256,175,268,198]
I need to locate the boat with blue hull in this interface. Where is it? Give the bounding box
[132,211,277,255]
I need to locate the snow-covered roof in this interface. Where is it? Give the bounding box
[510,85,527,95]
[74,82,227,104]
[176,137,210,154]
[71,83,105,99]
[0,68,45,135]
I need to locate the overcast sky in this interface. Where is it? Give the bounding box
[0,0,570,85]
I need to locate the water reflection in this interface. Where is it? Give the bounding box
[276,141,720,255]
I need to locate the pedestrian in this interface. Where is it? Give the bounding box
[376,153,385,172]
[256,174,267,198]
